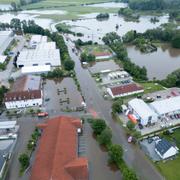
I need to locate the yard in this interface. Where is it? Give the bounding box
[82,45,113,60]
[139,82,165,94]
[156,128,180,180]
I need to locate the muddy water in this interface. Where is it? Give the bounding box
[64,13,169,43]
[127,44,180,80]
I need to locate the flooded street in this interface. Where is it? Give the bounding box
[127,44,180,79]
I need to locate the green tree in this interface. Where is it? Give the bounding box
[126,121,135,131]
[122,168,138,180]
[19,153,29,170]
[98,128,112,146]
[64,60,75,71]
[91,119,107,135]
[112,98,123,113]
[172,34,180,48]
[108,144,123,165]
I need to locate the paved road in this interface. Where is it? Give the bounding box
[66,39,163,180]
[0,36,25,87]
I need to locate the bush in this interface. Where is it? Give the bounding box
[91,119,106,135]
[112,98,123,113]
[108,144,123,166]
[19,153,29,171]
[64,60,75,71]
[126,121,135,131]
[122,167,138,180]
[98,128,112,146]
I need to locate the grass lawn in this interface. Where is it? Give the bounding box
[139,82,166,94]
[82,44,112,55]
[156,156,180,180]
[23,0,112,9]
[0,0,19,3]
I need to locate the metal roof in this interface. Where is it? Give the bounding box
[150,96,180,115]
[0,121,16,129]
[128,98,157,119]
[21,65,51,74]
[155,139,172,156]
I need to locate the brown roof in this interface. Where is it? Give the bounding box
[4,90,41,102]
[30,116,88,180]
[110,83,144,96]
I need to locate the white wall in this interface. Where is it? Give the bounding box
[5,98,42,109]
[107,88,144,99]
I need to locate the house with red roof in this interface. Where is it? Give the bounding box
[107,83,144,98]
[30,116,88,180]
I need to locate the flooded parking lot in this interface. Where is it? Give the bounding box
[43,78,83,112]
[88,60,121,74]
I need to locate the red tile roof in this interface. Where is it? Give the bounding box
[110,83,143,96]
[31,116,88,180]
[4,90,41,102]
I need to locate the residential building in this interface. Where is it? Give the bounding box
[150,96,180,116]
[4,75,42,109]
[155,138,179,160]
[31,116,88,180]
[128,98,158,126]
[107,83,144,98]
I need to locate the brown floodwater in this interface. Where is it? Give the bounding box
[127,44,180,80]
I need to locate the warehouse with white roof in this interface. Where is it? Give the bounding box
[150,96,180,115]
[17,49,61,67]
[128,98,158,126]
[29,35,47,49]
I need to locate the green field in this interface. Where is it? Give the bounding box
[82,44,113,55]
[156,128,180,180]
[139,82,165,94]
[23,0,112,9]
[0,0,19,3]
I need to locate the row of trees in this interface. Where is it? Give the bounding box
[90,118,138,180]
[0,86,8,107]
[96,13,110,20]
[123,25,180,49]
[102,32,147,80]
[80,52,95,63]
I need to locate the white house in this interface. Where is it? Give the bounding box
[4,75,43,109]
[128,98,158,126]
[155,138,179,160]
[107,83,144,98]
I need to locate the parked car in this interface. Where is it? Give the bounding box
[37,112,48,117]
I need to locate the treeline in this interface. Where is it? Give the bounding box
[127,0,180,10]
[122,25,180,49]
[1,18,74,71]
[160,69,180,87]
[20,0,42,6]
[102,32,147,80]
[118,7,139,21]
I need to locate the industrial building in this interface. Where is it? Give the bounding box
[128,98,158,126]
[0,31,14,55]
[31,116,88,180]
[4,75,43,109]
[21,65,51,74]
[150,96,180,116]
[29,35,47,49]
[17,49,60,68]
[107,83,144,98]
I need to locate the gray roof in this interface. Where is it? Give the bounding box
[155,139,172,156]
